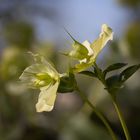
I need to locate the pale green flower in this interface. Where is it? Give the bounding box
[65,24,113,72]
[19,54,60,112]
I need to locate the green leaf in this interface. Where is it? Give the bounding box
[120,64,140,82]
[79,71,97,78]
[105,75,122,94]
[106,75,120,87]
[58,72,76,93]
[103,63,127,77]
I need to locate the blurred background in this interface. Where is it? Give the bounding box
[0,0,140,140]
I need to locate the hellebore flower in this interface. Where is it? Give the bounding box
[65,24,113,72]
[19,53,60,112]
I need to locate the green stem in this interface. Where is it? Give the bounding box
[94,63,131,140]
[76,87,118,140]
[111,97,131,140]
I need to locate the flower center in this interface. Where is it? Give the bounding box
[34,73,53,87]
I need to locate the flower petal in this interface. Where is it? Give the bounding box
[36,81,59,112]
[19,64,53,88]
[91,24,113,58]
[82,40,93,55]
[29,52,58,74]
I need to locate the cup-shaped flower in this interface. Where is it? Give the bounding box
[65,24,113,72]
[19,54,60,112]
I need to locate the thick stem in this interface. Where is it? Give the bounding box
[111,98,131,140]
[76,88,118,140]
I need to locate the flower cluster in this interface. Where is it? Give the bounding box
[19,24,113,112]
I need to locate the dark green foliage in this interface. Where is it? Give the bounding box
[58,72,76,93]
[106,75,121,88]
[103,63,127,77]
[124,22,140,60]
[105,64,140,95]
[105,75,122,94]
[80,63,140,96]
[119,0,140,7]
[120,64,140,82]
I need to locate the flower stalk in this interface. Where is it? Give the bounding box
[94,63,132,140]
[76,87,118,140]
[111,96,131,140]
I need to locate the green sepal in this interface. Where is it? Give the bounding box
[73,62,92,73]
[69,40,89,60]
[120,64,140,82]
[64,28,89,60]
[58,72,76,93]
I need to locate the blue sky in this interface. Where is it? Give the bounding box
[32,0,130,42]
[0,0,131,46]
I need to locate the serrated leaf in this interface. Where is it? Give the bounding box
[79,71,97,78]
[58,73,76,93]
[103,63,127,77]
[120,64,140,82]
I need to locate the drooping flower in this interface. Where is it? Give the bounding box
[19,53,60,112]
[65,24,113,72]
